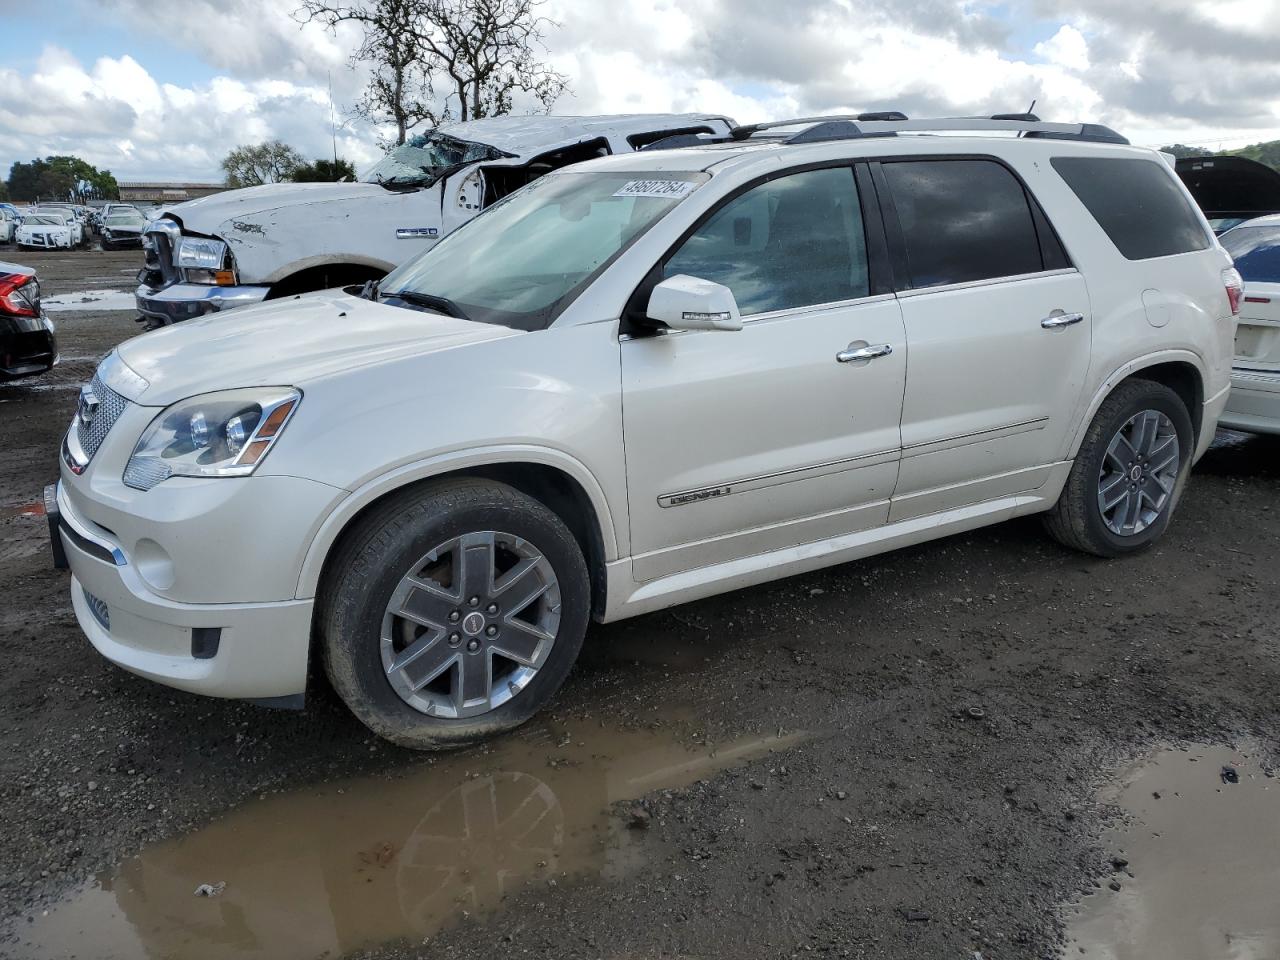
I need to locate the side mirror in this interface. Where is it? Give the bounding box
[645,274,743,332]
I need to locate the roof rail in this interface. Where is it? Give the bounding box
[727,113,1129,146]
[729,112,907,141]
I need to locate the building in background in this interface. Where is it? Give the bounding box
[116,182,226,203]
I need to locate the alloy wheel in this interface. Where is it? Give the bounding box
[381,531,562,718]
[1096,409,1180,537]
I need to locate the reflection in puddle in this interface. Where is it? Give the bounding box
[19,721,800,959]
[1064,742,1280,960]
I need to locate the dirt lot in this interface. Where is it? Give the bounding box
[1,247,1278,959]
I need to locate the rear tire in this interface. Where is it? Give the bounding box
[319,479,590,750]
[1045,379,1193,557]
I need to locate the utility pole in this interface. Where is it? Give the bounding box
[329,71,339,167]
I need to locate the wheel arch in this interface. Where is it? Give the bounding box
[263,255,394,295]
[296,447,619,619]
[1069,351,1207,460]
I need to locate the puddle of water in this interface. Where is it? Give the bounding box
[1064,742,1280,960]
[42,289,135,312]
[18,720,801,960]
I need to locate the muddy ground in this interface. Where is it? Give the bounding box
[1,247,1278,959]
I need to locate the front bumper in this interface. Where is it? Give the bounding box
[53,481,316,700]
[135,281,270,323]
[1219,367,1280,436]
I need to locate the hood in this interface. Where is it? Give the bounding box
[115,291,522,406]
[162,180,413,237]
[1176,156,1280,220]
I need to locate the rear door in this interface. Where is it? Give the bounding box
[874,157,1093,521]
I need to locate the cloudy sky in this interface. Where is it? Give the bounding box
[2,0,1278,183]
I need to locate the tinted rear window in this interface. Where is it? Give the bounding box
[1052,157,1210,260]
[881,159,1045,288]
[1221,225,1280,284]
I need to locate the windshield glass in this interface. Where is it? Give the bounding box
[378,171,709,330]
[1223,225,1280,283]
[364,132,508,187]
[26,216,62,225]
[105,214,144,226]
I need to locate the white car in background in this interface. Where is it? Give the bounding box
[16,213,75,250]
[135,113,735,325]
[1219,216,1280,434]
[33,209,84,247]
[0,209,18,243]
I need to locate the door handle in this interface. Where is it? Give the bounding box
[836,343,893,363]
[1041,311,1085,329]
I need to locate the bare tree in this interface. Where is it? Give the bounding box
[417,0,568,122]
[297,0,568,145]
[298,0,443,145]
[221,141,306,187]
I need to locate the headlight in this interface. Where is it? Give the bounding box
[123,388,300,491]
[175,236,227,269]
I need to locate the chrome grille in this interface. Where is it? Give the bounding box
[75,373,129,462]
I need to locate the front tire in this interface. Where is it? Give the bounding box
[319,479,591,750]
[1045,379,1193,557]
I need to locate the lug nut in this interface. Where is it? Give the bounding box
[448,633,461,647]
[466,638,481,652]
[448,610,460,623]
[468,595,480,607]
[486,625,498,637]
[486,602,499,615]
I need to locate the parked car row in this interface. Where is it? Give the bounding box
[0,201,147,249]
[46,111,1251,750]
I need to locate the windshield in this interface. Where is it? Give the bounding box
[363,132,508,187]
[26,216,62,225]
[105,214,144,227]
[1223,224,1280,284]
[378,171,709,330]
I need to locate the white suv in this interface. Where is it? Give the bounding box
[50,114,1240,749]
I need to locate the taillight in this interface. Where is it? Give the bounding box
[0,272,38,317]
[1222,267,1244,316]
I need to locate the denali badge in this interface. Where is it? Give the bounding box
[659,485,732,508]
[77,386,100,425]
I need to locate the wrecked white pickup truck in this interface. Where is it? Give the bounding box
[135,113,733,325]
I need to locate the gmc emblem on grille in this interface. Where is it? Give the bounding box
[77,386,100,425]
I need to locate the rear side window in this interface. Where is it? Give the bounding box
[881,159,1045,288]
[1052,157,1210,260]
[1221,225,1280,283]
[665,166,869,315]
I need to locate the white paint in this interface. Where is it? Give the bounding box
[42,289,135,312]
[59,131,1235,729]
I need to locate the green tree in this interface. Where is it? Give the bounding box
[7,156,118,201]
[1160,144,1214,159]
[1232,140,1280,172]
[221,141,306,188]
[289,157,358,182]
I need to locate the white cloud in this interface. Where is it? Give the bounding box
[1,0,1278,183]
[1034,24,1090,72]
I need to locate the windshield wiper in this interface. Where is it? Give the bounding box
[383,288,469,320]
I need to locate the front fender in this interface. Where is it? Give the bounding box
[293,443,619,599]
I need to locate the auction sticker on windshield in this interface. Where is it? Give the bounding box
[613,180,698,200]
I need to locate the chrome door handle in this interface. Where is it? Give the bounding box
[1041,311,1084,329]
[836,343,893,363]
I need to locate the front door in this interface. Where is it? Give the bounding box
[621,165,907,582]
[873,158,1094,521]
